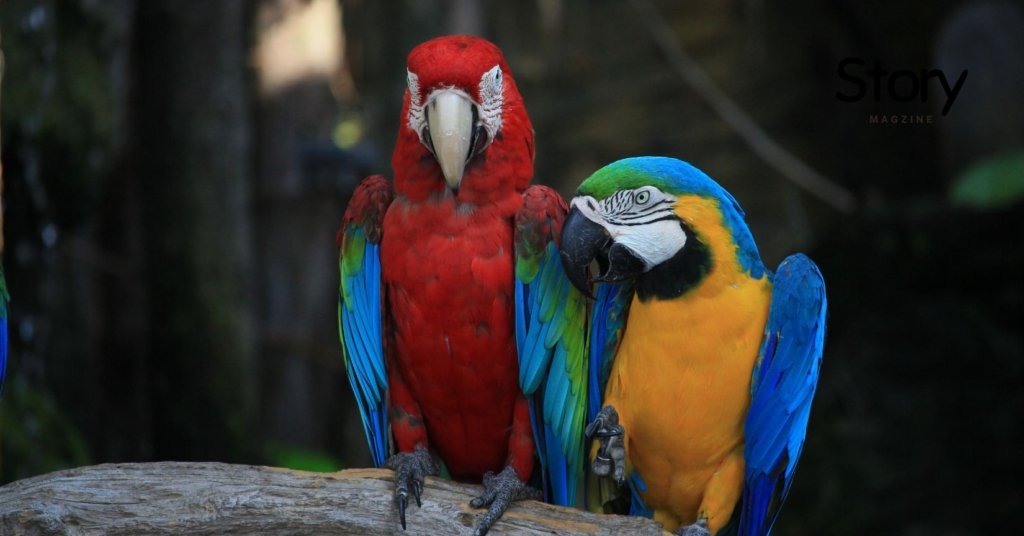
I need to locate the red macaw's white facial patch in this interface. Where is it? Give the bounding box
[476,65,504,141]
[406,65,504,152]
[407,69,425,136]
[570,188,686,271]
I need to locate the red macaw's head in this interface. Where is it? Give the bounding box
[393,36,534,203]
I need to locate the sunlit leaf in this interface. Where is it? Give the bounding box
[950,153,1024,209]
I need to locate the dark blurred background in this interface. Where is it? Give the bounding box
[2,0,1023,534]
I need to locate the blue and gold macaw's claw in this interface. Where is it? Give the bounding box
[676,518,712,536]
[470,465,542,536]
[384,447,438,530]
[586,405,626,487]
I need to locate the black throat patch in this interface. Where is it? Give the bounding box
[635,221,713,302]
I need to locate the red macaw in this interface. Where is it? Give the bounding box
[337,36,586,535]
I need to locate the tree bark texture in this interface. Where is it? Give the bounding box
[0,463,669,535]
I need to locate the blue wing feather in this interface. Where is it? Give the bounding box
[628,473,654,518]
[520,284,552,394]
[587,282,632,424]
[739,253,826,536]
[339,234,389,467]
[515,280,527,354]
[0,265,9,398]
[516,242,587,506]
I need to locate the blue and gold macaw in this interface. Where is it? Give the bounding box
[559,157,826,536]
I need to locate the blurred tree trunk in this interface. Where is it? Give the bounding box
[130,0,256,461]
[1,29,6,255]
[251,0,365,464]
[93,0,148,464]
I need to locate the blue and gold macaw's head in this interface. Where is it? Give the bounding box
[560,156,766,301]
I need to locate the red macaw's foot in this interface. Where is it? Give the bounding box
[676,518,712,536]
[469,465,542,536]
[384,446,438,530]
[586,405,626,487]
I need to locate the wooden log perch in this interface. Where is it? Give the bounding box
[0,462,669,535]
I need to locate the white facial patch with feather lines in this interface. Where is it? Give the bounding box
[406,70,425,140]
[406,65,505,152]
[571,188,687,271]
[477,65,504,141]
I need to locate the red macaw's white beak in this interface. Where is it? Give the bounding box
[426,90,475,190]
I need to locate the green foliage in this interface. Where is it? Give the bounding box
[950,152,1024,210]
[0,381,91,484]
[266,443,344,473]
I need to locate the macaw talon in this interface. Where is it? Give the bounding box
[584,404,619,440]
[469,465,541,536]
[586,405,627,487]
[675,517,711,536]
[396,493,408,530]
[384,446,438,530]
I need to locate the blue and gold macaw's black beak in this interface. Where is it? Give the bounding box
[560,206,648,298]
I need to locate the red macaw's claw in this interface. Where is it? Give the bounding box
[469,465,542,536]
[384,446,437,530]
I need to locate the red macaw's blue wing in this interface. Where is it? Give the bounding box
[739,253,827,536]
[337,175,394,468]
[0,265,9,397]
[514,185,588,507]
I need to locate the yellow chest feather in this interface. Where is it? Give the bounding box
[603,258,771,527]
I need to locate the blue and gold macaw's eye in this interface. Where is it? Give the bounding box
[597,187,677,227]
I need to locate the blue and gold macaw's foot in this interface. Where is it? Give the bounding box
[469,465,541,536]
[384,446,438,530]
[676,518,711,536]
[586,405,626,487]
